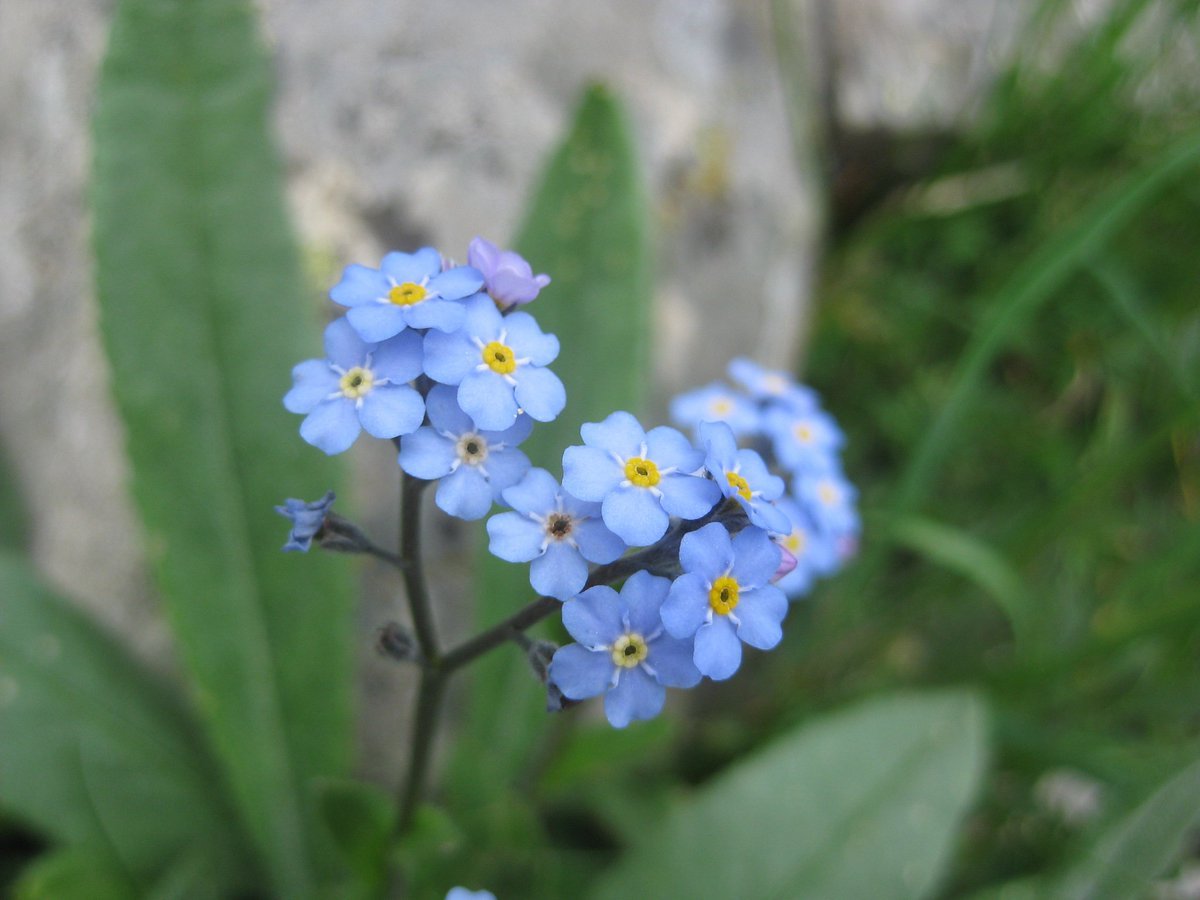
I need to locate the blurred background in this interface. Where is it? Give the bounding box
[2,0,1200,896]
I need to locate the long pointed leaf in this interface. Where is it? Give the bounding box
[92,1,352,893]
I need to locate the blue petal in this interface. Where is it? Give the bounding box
[731,526,782,586]
[323,317,370,369]
[370,329,423,383]
[500,468,559,516]
[530,543,588,601]
[379,248,440,284]
[486,511,544,563]
[660,572,710,638]
[436,467,493,520]
[549,644,613,701]
[605,669,665,728]
[620,570,670,635]
[745,499,792,535]
[458,371,518,431]
[481,447,531,495]
[647,425,704,473]
[580,411,645,456]
[736,449,784,500]
[513,366,565,422]
[284,359,337,413]
[461,293,504,337]
[397,427,456,479]
[646,634,701,688]
[402,297,467,333]
[488,412,533,447]
[561,586,624,645]
[679,523,734,581]
[561,445,622,501]
[358,384,425,438]
[694,618,742,680]
[423,383,473,435]
[502,312,559,365]
[299,399,361,455]
[699,420,738,470]
[330,263,388,307]
[422,330,477,385]
[573,518,626,564]
[602,486,669,546]
[657,472,721,520]
[735,586,788,650]
[346,304,407,343]
[430,265,484,300]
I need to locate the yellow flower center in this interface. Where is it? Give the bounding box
[482,341,517,375]
[708,576,740,615]
[785,530,806,555]
[339,366,374,399]
[818,481,840,506]
[726,471,752,501]
[611,633,649,668]
[455,433,488,466]
[624,457,660,488]
[388,282,427,306]
[762,374,788,395]
[793,422,814,444]
[710,397,733,416]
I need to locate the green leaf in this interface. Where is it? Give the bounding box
[1055,758,1200,900]
[593,691,989,900]
[91,1,352,894]
[13,849,134,900]
[887,515,1033,647]
[315,779,395,894]
[0,554,248,892]
[454,84,651,799]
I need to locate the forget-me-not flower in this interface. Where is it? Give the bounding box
[487,468,625,601]
[549,571,701,728]
[661,523,788,680]
[728,357,816,410]
[670,381,761,437]
[274,491,336,552]
[762,404,844,474]
[284,318,425,455]
[423,295,565,431]
[468,236,551,308]
[330,247,483,342]
[562,411,721,546]
[445,889,496,900]
[793,462,860,537]
[772,496,839,598]
[399,385,532,520]
[699,421,791,534]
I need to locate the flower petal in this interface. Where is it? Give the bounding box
[323,317,369,369]
[647,425,704,473]
[370,329,424,383]
[435,468,494,520]
[561,586,624,645]
[480,447,531,496]
[346,303,407,343]
[694,618,742,680]
[358,385,425,439]
[430,265,485,300]
[284,359,338,413]
[561,445,622,501]
[734,586,788,650]
[604,669,665,728]
[660,572,711,639]
[601,486,669,546]
[397,427,456,479]
[512,366,565,423]
[486,511,545,563]
[657,473,721,520]
[458,371,518,431]
[647,634,702,688]
[402,297,467,333]
[422,329,478,385]
[679,523,734,581]
[620,570,670,635]
[573,518,626,565]
[330,264,388,308]
[549,644,613,701]
[500,468,559,516]
[299,399,361,455]
[502,312,559,365]
[379,248,440,284]
[580,411,645,456]
[530,543,588,601]
[730,526,782,587]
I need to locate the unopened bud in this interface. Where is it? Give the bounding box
[771,543,798,582]
[377,622,421,663]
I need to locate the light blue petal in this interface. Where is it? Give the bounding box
[502,312,559,365]
[647,634,702,688]
[423,383,473,435]
[481,448,531,495]
[745,499,792,535]
[736,449,784,500]
[402,297,467,333]
[580,411,645,456]
[561,586,624,645]
[657,473,721,520]
[698,420,738,470]
[358,385,425,438]
[647,425,704,473]
[429,265,484,300]
[422,330,478,385]
[299,399,361,455]
[330,263,388,308]
[530,543,588,601]
[513,366,565,422]
[661,572,711,639]
[621,570,670,635]
[436,468,493,520]
[549,644,613,701]
[735,586,788,650]
[679,523,734,581]
[397,427,456,479]
[346,303,407,343]
[485,511,545,563]
[323,317,369,369]
[500,468,559,516]
[561,445,622,501]
[458,371,518,431]
[694,618,742,681]
[461,293,504,337]
[488,412,533,447]
[370,329,424,383]
[573,518,626,565]
[605,669,665,728]
[284,359,338,413]
[379,248,440,284]
[602,486,669,546]
[731,526,783,586]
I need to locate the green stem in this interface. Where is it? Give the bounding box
[399,472,439,665]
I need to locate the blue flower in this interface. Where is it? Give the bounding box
[549,571,701,728]
[487,468,626,601]
[398,385,532,520]
[792,462,860,537]
[330,248,483,342]
[445,890,496,900]
[660,523,788,680]
[468,236,551,308]
[699,421,791,534]
[423,295,565,431]
[773,496,840,598]
[284,318,425,455]
[561,411,721,546]
[669,381,761,437]
[274,491,336,552]
[762,403,844,473]
[728,357,817,410]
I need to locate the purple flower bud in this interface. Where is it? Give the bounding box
[468,236,551,308]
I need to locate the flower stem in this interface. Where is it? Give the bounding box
[396,668,445,833]
[399,472,439,665]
